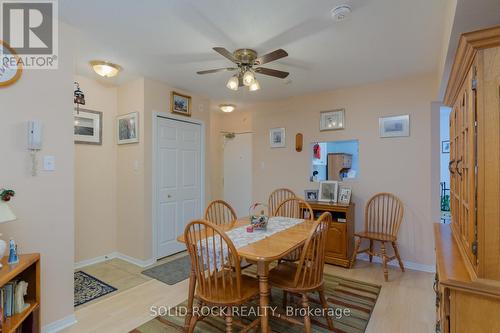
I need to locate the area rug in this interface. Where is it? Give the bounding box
[141,255,191,285]
[131,273,381,333]
[74,271,117,307]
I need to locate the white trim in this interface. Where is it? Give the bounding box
[356,253,435,273]
[42,314,77,333]
[152,111,206,260]
[74,252,155,270]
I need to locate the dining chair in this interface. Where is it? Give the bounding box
[204,199,237,226]
[268,188,296,217]
[184,220,260,333]
[350,192,405,281]
[274,198,314,262]
[268,212,334,333]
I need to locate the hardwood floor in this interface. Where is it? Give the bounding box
[65,258,434,333]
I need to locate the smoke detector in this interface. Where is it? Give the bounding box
[331,5,352,22]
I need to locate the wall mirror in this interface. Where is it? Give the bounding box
[310,140,359,182]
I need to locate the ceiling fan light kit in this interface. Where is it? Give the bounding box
[197,47,289,92]
[226,75,239,91]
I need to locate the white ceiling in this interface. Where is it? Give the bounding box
[61,0,447,102]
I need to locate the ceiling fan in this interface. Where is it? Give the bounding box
[197,47,289,91]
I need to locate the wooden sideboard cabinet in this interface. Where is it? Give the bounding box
[302,201,354,267]
[435,25,500,333]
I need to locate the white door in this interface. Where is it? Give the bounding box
[156,117,202,258]
[223,133,252,216]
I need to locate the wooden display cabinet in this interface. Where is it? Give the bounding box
[302,201,354,267]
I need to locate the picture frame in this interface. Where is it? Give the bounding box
[379,114,410,138]
[171,91,192,116]
[304,190,319,202]
[320,109,345,131]
[338,184,352,205]
[318,181,339,203]
[269,128,286,148]
[117,112,139,144]
[442,140,450,153]
[74,108,102,145]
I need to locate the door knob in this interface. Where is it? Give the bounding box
[167,194,172,198]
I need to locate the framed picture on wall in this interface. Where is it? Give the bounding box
[320,109,345,131]
[73,108,102,145]
[379,114,410,138]
[269,128,286,148]
[442,140,450,153]
[171,91,192,116]
[318,181,339,203]
[117,112,139,144]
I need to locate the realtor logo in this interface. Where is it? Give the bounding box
[0,0,58,68]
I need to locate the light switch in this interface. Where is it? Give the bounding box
[43,155,55,171]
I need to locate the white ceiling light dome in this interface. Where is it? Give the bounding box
[219,104,236,113]
[331,5,352,22]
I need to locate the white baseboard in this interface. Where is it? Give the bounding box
[356,253,435,273]
[42,314,77,333]
[74,252,155,270]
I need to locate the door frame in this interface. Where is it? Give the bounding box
[152,111,206,260]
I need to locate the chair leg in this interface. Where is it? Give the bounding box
[380,242,389,282]
[283,290,288,309]
[301,293,312,333]
[187,309,199,333]
[318,288,334,331]
[350,237,361,268]
[392,241,405,272]
[369,240,374,262]
[225,307,233,333]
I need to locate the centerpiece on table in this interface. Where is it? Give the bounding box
[248,202,269,232]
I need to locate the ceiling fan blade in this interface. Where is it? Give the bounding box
[254,49,288,65]
[213,47,237,63]
[255,67,290,79]
[196,68,237,75]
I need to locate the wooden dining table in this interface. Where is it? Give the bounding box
[177,217,315,333]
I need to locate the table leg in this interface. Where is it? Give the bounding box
[257,261,270,333]
[184,267,197,331]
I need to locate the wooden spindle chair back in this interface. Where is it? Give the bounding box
[184,220,242,302]
[365,192,404,237]
[274,197,313,219]
[293,212,331,289]
[204,200,237,226]
[268,188,296,217]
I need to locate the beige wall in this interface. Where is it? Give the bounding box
[0,23,75,326]
[220,73,438,266]
[74,75,118,262]
[115,78,220,261]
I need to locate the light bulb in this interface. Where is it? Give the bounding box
[90,61,122,78]
[242,70,255,86]
[249,79,261,91]
[219,104,235,113]
[226,76,239,91]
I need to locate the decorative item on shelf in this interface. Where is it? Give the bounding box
[8,238,19,265]
[295,133,303,152]
[14,281,30,313]
[269,127,286,148]
[320,109,345,131]
[171,91,192,117]
[318,181,339,203]
[249,203,269,230]
[0,189,16,268]
[0,40,22,88]
[338,184,352,205]
[73,82,85,114]
[74,108,103,145]
[379,114,410,138]
[117,112,139,144]
[304,189,319,201]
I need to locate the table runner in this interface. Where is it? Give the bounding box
[198,216,305,270]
